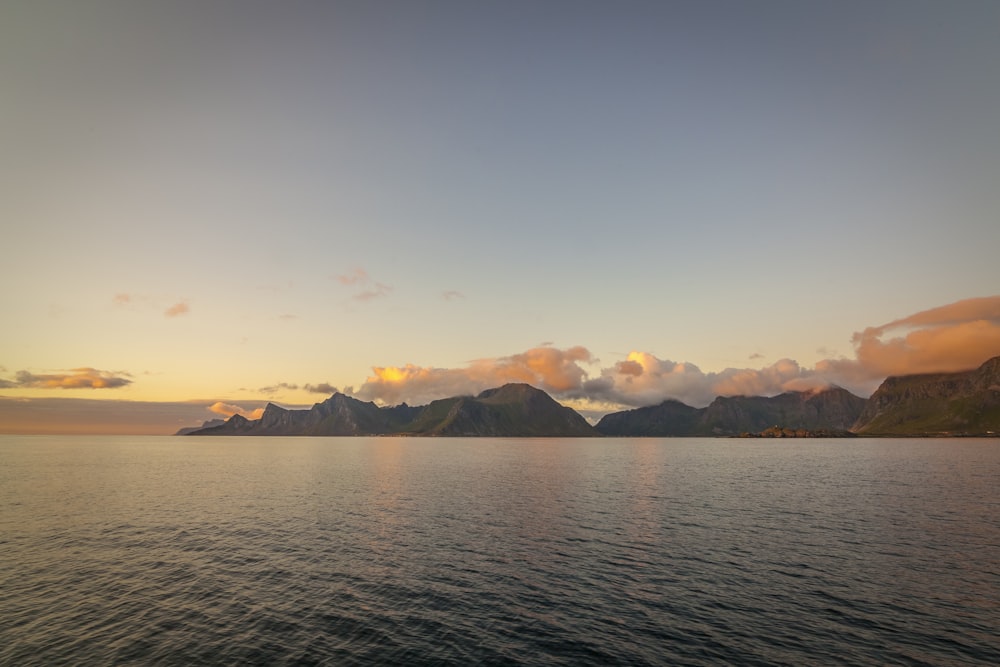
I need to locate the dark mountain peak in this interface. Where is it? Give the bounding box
[595,397,701,437]
[228,414,249,426]
[659,398,696,407]
[315,392,347,406]
[315,392,381,411]
[402,384,596,437]
[476,383,540,402]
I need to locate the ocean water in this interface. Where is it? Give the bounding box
[1,436,998,666]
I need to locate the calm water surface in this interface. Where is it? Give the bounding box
[1,436,998,665]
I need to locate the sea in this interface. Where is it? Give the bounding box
[1,436,998,666]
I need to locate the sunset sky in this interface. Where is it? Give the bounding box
[3,1,999,433]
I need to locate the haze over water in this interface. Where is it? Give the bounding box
[2,436,998,665]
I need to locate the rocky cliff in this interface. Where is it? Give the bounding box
[191,393,420,436]
[853,356,1000,435]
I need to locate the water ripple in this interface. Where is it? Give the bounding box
[1,436,999,665]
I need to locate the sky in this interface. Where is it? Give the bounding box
[2,0,999,434]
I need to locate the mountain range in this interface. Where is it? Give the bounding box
[185,356,1000,437]
[189,383,597,437]
[594,386,866,436]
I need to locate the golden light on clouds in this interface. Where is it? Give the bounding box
[208,401,265,420]
[354,297,1000,410]
[7,368,133,390]
[3,296,998,432]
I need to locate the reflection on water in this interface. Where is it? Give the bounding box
[1,436,998,665]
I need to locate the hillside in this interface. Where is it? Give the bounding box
[189,383,597,437]
[853,356,1000,435]
[596,387,867,437]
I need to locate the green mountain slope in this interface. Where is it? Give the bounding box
[853,356,1000,435]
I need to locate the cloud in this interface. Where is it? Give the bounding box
[442,290,465,301]
[113,293,191,317]
[304,382,338,394]
[208,402,265,420]
[258,382,298,395]
[355,283,392,301]
[828,295,1000,381]
[868,296,1000,335]
[164,301,190,317]
[572,353,811,409]
[352,295,1000,412]
[9,368,133,390]
[584,296,1000,407]
[356,346,816,410]
[356,346,594,406]
[335,268,392,301]
[749,352,765,360]
[336,268,369,286]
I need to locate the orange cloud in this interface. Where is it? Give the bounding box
[576,353,817,408]
[864,295,1000,336]
[335,267,392,301]
[336,267,369,286]
[615,360,644,376]
[12,368,133,389]
[208,402,265,420]
[835,296,1000,380]
[587,297,1000,407]
[113,292,192,316]
[164,301,190,317]
[356,346,594,405]
[353,296,1000,412]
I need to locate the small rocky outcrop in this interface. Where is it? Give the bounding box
[738,426,857,438]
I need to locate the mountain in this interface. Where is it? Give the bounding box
[188,383,597,437]
[853,356,1000,435]
[400,383,597,436]
[174,418,227,435]
[701,387,867,435]
[191,393,420,436]
[592,399,701,437]
[596,387,867,437]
